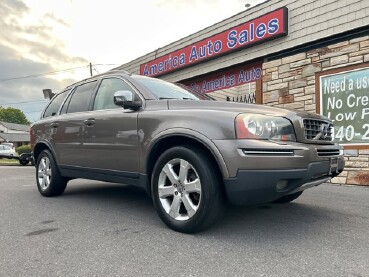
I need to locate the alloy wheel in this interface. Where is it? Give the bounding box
[38,156,52,191]
[158,158,201,221]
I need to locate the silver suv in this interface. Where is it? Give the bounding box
[31,71,345,233]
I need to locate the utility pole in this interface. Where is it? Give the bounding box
[89,63,93,76]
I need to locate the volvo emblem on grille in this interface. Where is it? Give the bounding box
[313,123,329,140]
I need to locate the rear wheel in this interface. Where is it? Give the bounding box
[36,150,68,197]
[273,191,303,204]
[151,146,225,233]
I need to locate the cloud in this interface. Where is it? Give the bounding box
[0,45,53,79]
[0,0,88,122]
[153,0,266,10]
[0,0,28,17]
[44,13,70,27]
[0,83,66,123]
[0,44,77,122]
[154,0,214,9]
[0,0,88,66]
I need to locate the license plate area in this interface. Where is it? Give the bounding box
[329,158,338,175]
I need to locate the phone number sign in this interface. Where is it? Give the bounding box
[319,66,369,146]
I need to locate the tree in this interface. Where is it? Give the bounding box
[0,106,30,125]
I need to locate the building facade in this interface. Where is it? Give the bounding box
[116,0,369,186]
[0,121,30,148]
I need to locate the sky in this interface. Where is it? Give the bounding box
[0,0,267,122]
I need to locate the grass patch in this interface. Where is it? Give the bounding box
[0,158,20,165]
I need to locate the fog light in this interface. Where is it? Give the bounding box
[276,180,288,191]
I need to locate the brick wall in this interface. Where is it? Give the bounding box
[262,35,369,186]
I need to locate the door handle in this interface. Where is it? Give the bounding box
[84,118,95,127]
[51,122,59,128]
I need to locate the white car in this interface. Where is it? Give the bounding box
[0,144,16,157]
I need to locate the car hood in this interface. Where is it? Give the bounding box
[166,100,329,121]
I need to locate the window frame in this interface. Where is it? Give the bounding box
[92,77,135,111]
[58,88,73,116]
[41,89,70,119]
[65,80,98,114]
[91,76,145,111]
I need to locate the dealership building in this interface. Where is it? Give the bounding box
[116,0,369,186]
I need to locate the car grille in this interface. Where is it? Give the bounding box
[303,119,333,141]
[316,149,340,157]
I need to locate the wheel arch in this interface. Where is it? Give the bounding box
[145,130,229,192]
[33,141,55,164]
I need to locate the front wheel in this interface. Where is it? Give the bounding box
[151,146,225,233]
[36,150,68,197]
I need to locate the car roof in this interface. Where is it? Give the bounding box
[63,70,132,91]
[53,70,157,101]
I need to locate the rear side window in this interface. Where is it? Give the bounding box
[43,90,69,118]
[67,81,97,113]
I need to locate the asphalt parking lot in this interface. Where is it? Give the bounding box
[1,166,369,277]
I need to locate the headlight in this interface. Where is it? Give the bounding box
[235,114,296,141]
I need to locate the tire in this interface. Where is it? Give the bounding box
[151,146,225,233]
[36,150,68,197]
[19,159,29,166]
[273,191,303,204]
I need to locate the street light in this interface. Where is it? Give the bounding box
[42,89,55,100]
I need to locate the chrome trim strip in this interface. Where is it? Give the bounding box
[243,150,294,156]
[289,177,331,194]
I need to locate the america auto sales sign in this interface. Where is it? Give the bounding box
[140,7,288,77]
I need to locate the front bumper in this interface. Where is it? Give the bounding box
[213,139,345,205]
[223,159,344,205]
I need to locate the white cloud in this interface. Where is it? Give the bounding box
[0,0,268,122]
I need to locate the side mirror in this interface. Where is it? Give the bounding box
[113,90,142,110]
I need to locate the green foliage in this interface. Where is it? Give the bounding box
[0,106,30,125]
[16,145,31,155]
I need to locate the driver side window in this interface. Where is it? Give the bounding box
[93,78,134,110]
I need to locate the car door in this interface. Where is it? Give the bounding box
[38,89,71,163]
[81,77,140,174]
[50,81,97,167]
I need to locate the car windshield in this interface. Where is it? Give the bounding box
[132,75,214,101]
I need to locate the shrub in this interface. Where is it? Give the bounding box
[16,145,32,155]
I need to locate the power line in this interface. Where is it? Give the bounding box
[23,110,44,113]
[0,63,118,82]
[0,65,89,82]
[93,64,118,66]
[93,66,100,74]
[0,100,48,105]
[21,106,48,112]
